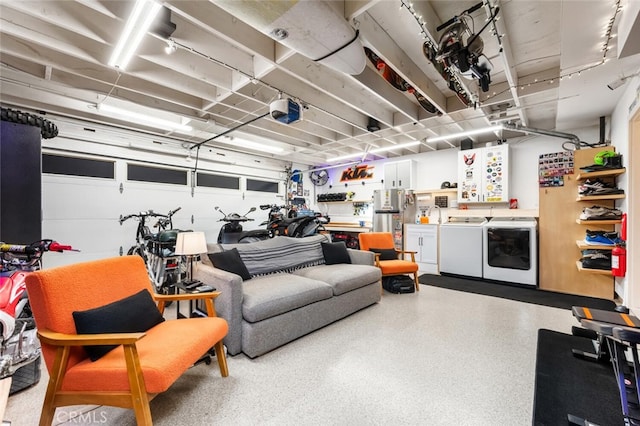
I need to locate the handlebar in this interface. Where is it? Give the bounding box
[0,239,78,255]
[219,217,254,222]
[48,242,75,252]
[119,207,181,224]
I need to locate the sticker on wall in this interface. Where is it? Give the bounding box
[463,153,476,165]
[538,151,574,187]
[340,164,374,182]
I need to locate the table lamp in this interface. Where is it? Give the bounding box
[174,231,207,286]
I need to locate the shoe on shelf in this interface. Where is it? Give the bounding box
[579,205,623,220]
[580,251,612,270]
[581,248,612,258]
[578,179,624,196]
[585,229,623,245]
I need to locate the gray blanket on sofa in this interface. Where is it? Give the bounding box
[221,235,328,277]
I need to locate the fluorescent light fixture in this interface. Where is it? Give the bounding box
[216,137,285,154]
[97,103,193,132]
[327,140,421,162]
[426,125,503,143]
[108,0,162,70]
[370,140,421,154]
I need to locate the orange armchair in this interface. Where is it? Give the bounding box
[25,255,229,425]
[358,232,420,292]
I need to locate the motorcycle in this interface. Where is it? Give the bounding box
[0,239,77,399]
[215,206,270,244]
[259,204,329,238]
[435,1,498,92]
[119,207,185,295]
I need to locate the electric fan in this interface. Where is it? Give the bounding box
[309,169,329,186]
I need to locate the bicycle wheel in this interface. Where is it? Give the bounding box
[127,245,148,263]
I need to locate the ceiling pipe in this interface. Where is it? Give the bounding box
[502,121,583,146]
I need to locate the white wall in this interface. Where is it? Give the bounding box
[610,74,640,303]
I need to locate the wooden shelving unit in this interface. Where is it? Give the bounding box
[576,219,622,225]
[575,168,626,180]
[575,240,615,250]
[576,261,613,275]
[539,147,617,299]
[414,188,458,194]
[576,194,625,201]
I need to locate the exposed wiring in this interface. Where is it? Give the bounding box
[170,39,367,133]
[562,139,608,151]
[97,72,123,106]
[483,0,623,103]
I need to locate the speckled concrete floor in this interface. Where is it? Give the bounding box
[4,285,577,425]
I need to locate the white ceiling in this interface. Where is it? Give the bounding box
[1,0,639,166]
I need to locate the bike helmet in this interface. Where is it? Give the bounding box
[594,150,617,165]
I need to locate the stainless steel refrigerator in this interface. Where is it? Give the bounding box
[373,189,416,250]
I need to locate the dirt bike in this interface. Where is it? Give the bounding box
[215,207,270,244]
[119,207,185,295]
[0,239,77,402]
[259,204,329,238]
[434,1,498,92]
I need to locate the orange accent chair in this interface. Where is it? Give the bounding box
[25,255,229,426]
[358,232,420,292]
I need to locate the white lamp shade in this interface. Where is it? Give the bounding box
[174,232,207,256]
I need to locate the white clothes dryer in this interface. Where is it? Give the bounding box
[482,217,538,286]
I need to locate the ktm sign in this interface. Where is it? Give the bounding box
[340,165,374,182]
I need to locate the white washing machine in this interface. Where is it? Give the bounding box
[482,217,538,286]
[439,217,487,278]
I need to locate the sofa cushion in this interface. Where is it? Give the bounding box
[241,273,333,322]
[208,248,251,280]
[72,289,165,361]
[222,235,329,277]
[292,264,381,296]
[321,241,351,265]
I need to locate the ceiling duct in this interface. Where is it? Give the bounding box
[502,121,582,146]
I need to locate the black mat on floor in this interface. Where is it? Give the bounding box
[533,329,623,425]
[418,274,616,310]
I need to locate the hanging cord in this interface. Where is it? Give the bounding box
[188,112,270,151]
[313,30,360,62]
[186,111,270,178]
[97,72,123,106]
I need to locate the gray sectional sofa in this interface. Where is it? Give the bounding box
[195,234,382,358]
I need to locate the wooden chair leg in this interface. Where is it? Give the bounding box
[214,341,229,377]
[122,344,152,426]
[413,273,420,292]
[39,346,71,426]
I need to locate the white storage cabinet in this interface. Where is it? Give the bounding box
[405,224,438,275]
[383,160,414,189]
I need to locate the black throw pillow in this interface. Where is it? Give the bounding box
[208,248,251,280]
[369,247,398,261]
[72,289,165,361]
[321,241,352,265]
